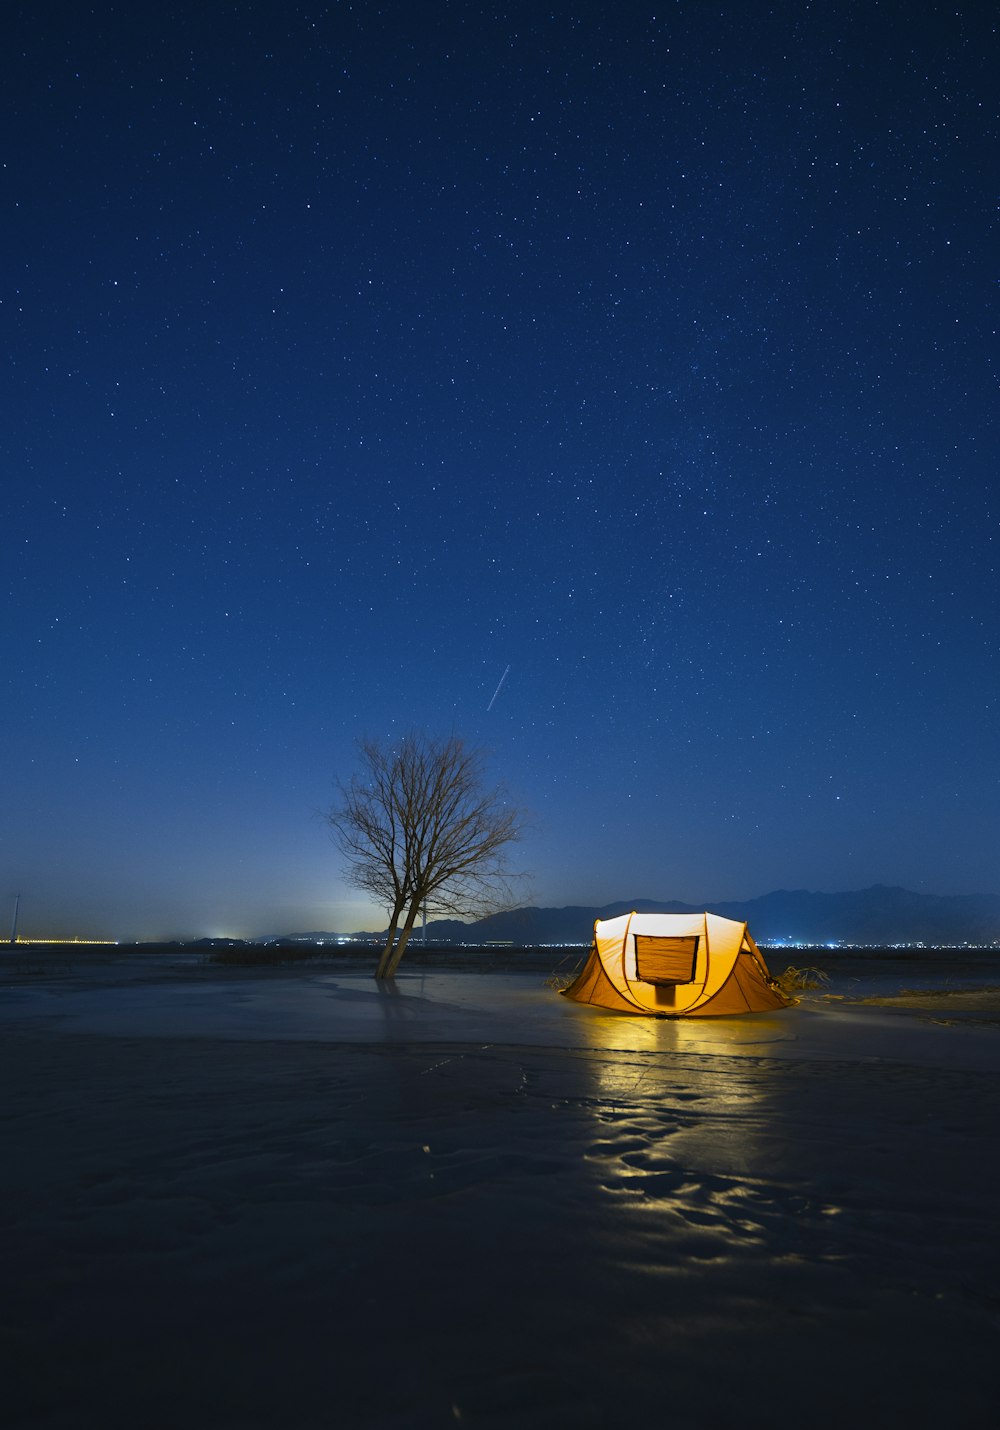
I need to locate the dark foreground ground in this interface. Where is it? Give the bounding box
[1,948,999,1428]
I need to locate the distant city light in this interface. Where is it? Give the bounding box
[8,937,120,946]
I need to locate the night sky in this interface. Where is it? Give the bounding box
[3,2,996,941]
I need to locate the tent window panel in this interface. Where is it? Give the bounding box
[634,935,700,986]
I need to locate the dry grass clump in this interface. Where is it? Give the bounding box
[544,949,585,991]
[545,971,579,992]
[208,945,341,967]
[774,965,830,994]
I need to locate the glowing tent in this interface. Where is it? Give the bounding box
[561,911,792,1017]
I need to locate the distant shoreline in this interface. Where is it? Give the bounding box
[5,938,1000,959]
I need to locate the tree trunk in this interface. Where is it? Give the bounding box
[374,901,405,980]
[383,899,422,979]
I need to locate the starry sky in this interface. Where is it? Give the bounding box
[3,1,997,941]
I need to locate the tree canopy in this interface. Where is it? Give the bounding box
[327,733,526,978]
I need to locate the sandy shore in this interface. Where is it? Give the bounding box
[2,956,999,1428]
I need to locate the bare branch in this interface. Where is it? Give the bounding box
[325,733,527,978]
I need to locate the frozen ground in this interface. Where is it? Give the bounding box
[2,953,999,1428]
[2,958,1000,1070]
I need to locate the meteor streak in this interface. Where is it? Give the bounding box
[486,664,511,711]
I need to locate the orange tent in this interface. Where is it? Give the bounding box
[562,910,792,1017]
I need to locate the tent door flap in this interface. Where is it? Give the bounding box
[634,934,700,986]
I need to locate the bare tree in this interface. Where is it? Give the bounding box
[327,734,526,979]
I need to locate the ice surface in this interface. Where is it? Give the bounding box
[2,966,999,1070]
[2,958,999,1428]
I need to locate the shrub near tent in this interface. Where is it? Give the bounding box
[562,911,793,1017]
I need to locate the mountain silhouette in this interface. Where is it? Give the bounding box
[406,885,1000,945]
